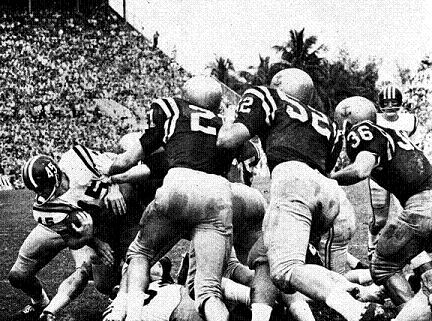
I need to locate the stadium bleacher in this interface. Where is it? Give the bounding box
[0,8,190,188]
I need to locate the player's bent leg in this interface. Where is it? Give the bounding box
[124,202,187,321]
[265,163,385,321]
[41,246,93,317]
[192,228,231,321]
[9,224,67,319]
[369,194,432,307]
[393,290,432,321]
[250,262,277,321]
[102,263,128,321]
[368,179,391,260]
[246,237,277,321]
[281,292,315,321]
[319,186,356,275]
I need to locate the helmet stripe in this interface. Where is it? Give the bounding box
[26,156,39,189]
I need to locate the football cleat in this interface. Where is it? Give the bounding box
[10,304,44,321]
[39,311,56,321]
[182,76,223,113]
[334,96,377,131]
[378,85,403,114]
[22,155,62,205]
[359,303,392,321]
[270,68,315,105]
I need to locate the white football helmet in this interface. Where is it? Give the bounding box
[334,96,377,129]
[182,76,223,113]
[270,68,314,105]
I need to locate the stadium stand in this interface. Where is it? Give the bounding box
[0,8,190,188]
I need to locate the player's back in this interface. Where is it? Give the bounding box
[347,121,432,205]
[240,87,340,174]
[152,97,234,176]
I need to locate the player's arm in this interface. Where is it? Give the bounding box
[108,103,166,176]
[105,163,151,185]
[103,164,151,216]
[218,88,268,149]
[331,151,377,185]
[61,211,114,265]
[107,141,145,176]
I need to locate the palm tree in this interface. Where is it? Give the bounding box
[272,28,327,80]
[208,57,236,86]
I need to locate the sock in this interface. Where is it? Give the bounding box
[31,289,50,308]
[251,303,272,321]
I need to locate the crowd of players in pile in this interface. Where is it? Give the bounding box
[7,69,432,321]
[3,8,432,321]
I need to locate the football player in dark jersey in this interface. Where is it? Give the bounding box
[332,96,432,318]
[105,76,236,321]
[217,68,386,321]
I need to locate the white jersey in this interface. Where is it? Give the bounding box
[58,145,113,207]
[32,145,112,230]
[141,281,183,321]
[376,113,418,137]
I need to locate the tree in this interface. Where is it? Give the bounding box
[272,28,327,83]
[207,56,247,94]
[208,56,235,86]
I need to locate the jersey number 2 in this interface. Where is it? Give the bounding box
[190,108,217,135]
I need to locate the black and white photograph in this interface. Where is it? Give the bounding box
[1,1,431,321]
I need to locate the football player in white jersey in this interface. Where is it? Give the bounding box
[367,85,418,259]
[8,148,118,321]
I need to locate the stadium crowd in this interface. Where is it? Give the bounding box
[3,6,432,321]
[0,9,189,187]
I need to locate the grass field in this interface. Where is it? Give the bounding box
[0,178,384,320]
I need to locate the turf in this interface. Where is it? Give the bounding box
[0,178,392,320]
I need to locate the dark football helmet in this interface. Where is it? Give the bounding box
[378,85,403,114]
[22,155,62,203]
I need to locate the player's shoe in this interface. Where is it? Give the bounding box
[10,304,44,321]
[367,247,376,262]
[176,252,189,285]
[359,303,392,321]
[39,311,56,321]
[102,302,126,321]
[108,285,120,302]
[354,261,369,270]
[407,273,421,293]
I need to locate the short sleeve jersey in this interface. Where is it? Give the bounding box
[377,113,418,137]
[345,121,432,205]
[140,97,234,176]
[235,86,341,174]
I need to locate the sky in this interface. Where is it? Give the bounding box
[110,0,432,83]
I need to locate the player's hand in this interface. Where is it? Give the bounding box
[71,211,94,238]
[92,238,115,266]
[98,175,112,185]
[104,183,126,216]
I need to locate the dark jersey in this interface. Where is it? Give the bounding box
[140,97,234,176]
[235,86,341,174]
[346,121,432,205]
